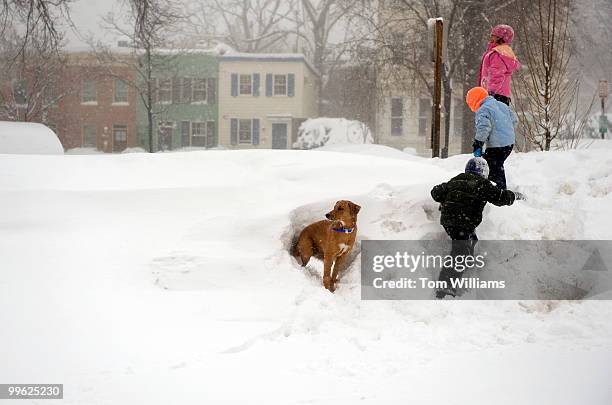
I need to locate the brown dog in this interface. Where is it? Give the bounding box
[294,200,361,292]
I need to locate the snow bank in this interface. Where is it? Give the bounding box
[294,117,374,149]
[121,147,147,154]
[575,139,612,150]
[0,121,63,155]
[316,143,422,162]
[1,146,611,404]
[65,147,105,155]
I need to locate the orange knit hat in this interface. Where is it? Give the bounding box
[466,87,488,112]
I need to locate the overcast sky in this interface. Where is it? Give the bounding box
[65,0,124,49]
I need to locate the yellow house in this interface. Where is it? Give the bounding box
[218,53,319,149]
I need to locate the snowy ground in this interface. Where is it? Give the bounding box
[1,145,611,404]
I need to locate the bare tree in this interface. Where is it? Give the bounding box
[94,0,184,153]
[345,0,496,153]
[387,0,467,156]
[189,0,350,112]
[299,0,347,71]
[190,0,294,52]
[514,0,576,151]
[0,0,72,61]
[0,16,73,125]
[296,0,351,110]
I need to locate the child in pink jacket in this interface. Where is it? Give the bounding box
[478,24,521,106]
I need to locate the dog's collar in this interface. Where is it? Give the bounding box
[332,227,355,234]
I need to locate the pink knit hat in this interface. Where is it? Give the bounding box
[491,24,514,44]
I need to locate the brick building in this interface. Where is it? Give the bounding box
[56,52,138,153]
[0,51,138,153]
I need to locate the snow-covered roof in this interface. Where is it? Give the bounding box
[0,121,64,155]
[146,48,221,56]
[220,53,319,76]
[62,45,319,75]
[67,47,220,57]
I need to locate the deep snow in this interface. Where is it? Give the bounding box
[1,145,611,404]
[295,118,374,149]
[0,121,64,155]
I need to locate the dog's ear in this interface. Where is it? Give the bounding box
[349,202,361,216]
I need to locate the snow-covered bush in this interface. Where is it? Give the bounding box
[583,113,612,139]
[294,118,374,150]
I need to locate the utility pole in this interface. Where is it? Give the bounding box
[599,79,608,139]
[430,18,443,158]
[461,3,487,154]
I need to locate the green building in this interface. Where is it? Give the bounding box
[137,51,219,151]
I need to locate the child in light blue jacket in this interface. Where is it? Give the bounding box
[466,86,517,190]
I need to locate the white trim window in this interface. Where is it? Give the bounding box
[273,74,287,96]
[191,122,207,147]
[158,78,172,104]
[113,79,129,104]
[193,78,207,103]
[113,125,128,141]
[238,119,252,144]
[452,97,462,138]
[391,97,403,136]
[81,79,97,104]
[418,98,431,137]
[239,74,252,95]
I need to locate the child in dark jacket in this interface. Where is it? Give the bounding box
[431,157,521,299]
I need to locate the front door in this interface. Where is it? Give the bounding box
[158,123,173,151]
[112,125,127,152]
[272,123,288,149]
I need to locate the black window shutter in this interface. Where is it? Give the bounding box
[253,74,260,97]
[207,121,217,147]
[288,74,295,97]
[230,119,238,145]
[231,74,238,97]
[181,121,191,147]
[266,74,273,97]
[252,119,260,145]
[182,78,192,103]
[172,78,181,104]
[207,78,216,104]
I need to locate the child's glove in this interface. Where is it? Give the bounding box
[473,140,484,157]
[514,191,526,201]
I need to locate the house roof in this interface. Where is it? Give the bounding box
[219,53,319,77]
[62,46,320,76]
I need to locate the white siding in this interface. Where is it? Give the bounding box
[218,60,318,149]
